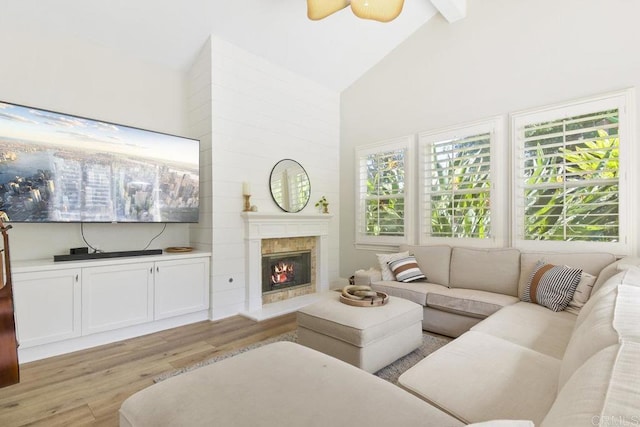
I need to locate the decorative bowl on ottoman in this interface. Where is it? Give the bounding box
[339,285,389,307]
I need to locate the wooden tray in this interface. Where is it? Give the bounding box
[339,291,389,307]
[165,246,194,253]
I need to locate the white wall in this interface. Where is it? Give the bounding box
[187,38,214,255]
[340,0,640,277]
[187,37,341,319]
[0,26,191,260]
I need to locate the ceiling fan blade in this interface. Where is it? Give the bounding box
[351,0,405,22]
[307,0,350,20]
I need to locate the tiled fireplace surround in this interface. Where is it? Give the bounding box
[261,237,316,305]
[242,213,332,316]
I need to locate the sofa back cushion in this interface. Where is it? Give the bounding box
[448,247,520,296]
[558,267,640,391]
[518,252,616,299]
[591,256,640,295]
[557,281,619,389]
[399,245,451,286]
[543,339,640,427]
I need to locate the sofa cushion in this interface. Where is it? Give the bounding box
[371,280,447,306]
[471,302,576,359]
[591,256,640,295]
[449,247,520,296]
[542,343,640,427]
[388,255,426,283]
[521,262,582,312]
[565,272,596,315]
[558,281,620,389]
[377,251,410,281]
[425,288,519,319]
[518,251,616,298]
[119,342,464,427]
[559,267,640,390]
[398,331,561,425]
[399,244,452,286]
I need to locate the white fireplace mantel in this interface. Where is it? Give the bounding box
[242,212,333,313]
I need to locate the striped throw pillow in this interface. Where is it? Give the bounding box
[522,261,582,312]
[388,256,426,283]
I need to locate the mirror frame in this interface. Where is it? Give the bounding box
[269,159,311,213]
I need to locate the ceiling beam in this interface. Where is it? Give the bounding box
[430,0,467,23]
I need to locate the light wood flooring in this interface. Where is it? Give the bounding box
[0,313,297,426]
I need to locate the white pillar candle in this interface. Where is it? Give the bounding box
[242,182,251,195]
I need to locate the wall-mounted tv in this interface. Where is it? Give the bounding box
[0,101,199,223]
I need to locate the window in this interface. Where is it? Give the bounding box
[418,118,504,246]
[512,89,634,254]
[355,136,413,247]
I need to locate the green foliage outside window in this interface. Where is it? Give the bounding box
[428,134,491,239]
[523,110,619,242]
[364,150,405,237]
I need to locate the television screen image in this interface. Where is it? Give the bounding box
[0,101,199,223]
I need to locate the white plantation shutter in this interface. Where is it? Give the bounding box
[418,118,503,246]
[355,136,413,247]
[512,89,633,254]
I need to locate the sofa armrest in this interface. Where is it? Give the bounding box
[354,268,382,286]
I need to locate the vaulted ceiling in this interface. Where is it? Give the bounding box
[0,0,466,91]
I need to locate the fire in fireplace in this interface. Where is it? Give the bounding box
[262,250,311,294]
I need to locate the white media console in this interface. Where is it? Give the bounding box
[12,251,211,363]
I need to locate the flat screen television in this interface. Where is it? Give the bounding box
[0,100,199,223]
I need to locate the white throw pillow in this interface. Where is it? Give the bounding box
[565,272,597,315]
[376,251,409,281]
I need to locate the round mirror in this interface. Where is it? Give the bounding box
[269,159,311,213]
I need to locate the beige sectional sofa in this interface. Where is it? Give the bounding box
[120,247,640,426]
[366,245,620,337]
[399,264,640,425]
[363,245,640,424]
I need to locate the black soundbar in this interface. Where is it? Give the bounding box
[54,249,163,262]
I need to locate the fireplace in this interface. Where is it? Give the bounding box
[242,212,332,314]
[262,250,312,294]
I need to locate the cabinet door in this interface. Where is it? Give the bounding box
[82,262,154,335]
[13,269,82,348]
[154,257,210,320]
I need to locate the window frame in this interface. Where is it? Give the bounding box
[354,135,414,249]
[510,89,635,255]
[418,117,506,247]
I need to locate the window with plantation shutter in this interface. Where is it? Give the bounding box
[355,136,413,247]
[418,118,504,246]
[512,89,634,254]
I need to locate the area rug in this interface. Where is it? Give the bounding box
[154,331,452,385]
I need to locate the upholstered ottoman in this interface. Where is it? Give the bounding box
[119,342,463,427]
[297,292,423,373]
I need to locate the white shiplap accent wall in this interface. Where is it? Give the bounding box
[188,36,341,320]
[187,38,214,254]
